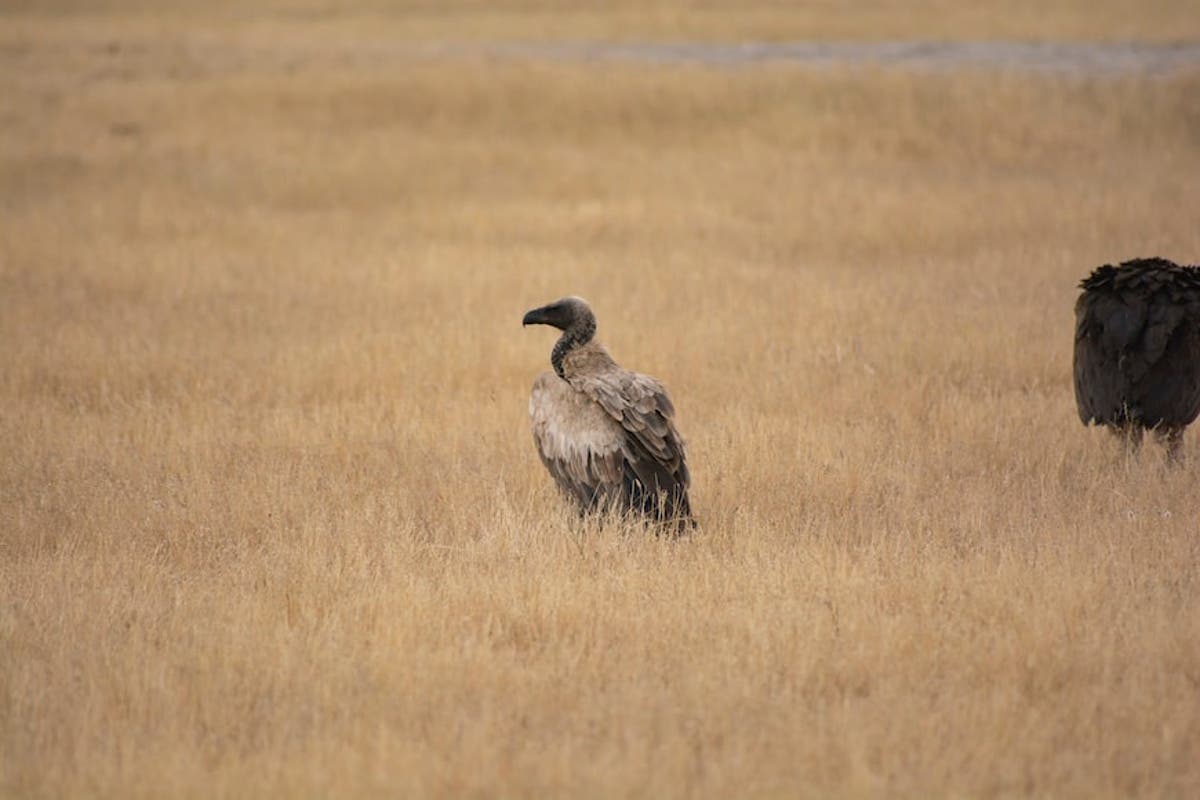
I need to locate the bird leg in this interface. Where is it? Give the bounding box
[1155,426,1185,463]
[1108,423,1143,455]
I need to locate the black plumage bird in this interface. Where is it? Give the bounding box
[1073,257,1200,457]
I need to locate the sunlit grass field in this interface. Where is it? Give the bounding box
[3,4,1200,797]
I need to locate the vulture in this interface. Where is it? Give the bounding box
[1073,257,1200,456]
[522,296,693,528]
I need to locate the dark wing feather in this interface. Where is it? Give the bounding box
[1074,259,1200,427]
[1074,289,1136,424]
[570,368,692,522]
[1132,318,1200,427]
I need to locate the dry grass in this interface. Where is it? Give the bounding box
[3,6,1200,798]
[4,0,1200,43]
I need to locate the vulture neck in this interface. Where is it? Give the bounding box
[551,317,598,379]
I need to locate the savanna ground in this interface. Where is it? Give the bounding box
[3,2,1200,797]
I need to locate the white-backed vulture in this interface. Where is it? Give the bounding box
[522,296,693,528]
[1074,257,1200,457]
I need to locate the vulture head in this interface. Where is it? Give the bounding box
[524,296,600,379]
[522,296,595,334]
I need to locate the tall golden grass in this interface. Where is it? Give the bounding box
[3,9,1200,798]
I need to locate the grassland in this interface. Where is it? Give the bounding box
[3,4,1200,798]
[5,0,1200,43]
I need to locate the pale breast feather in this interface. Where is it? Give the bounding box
[529,372,625,505]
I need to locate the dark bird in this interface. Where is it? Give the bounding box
[522,296,693,528]
[1073,257,1200,457]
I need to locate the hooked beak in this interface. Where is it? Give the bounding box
[522,307,549,327]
